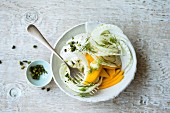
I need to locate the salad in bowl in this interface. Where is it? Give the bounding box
[51,22,137,102]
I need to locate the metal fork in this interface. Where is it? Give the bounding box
[73,72,99,95]
[27,24,80,78]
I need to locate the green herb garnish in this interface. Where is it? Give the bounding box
[78,93,91,97]
[110,36,118,43]
[88,66,98,74]
[100,30,110,35]
[70,45,76,52]
[82,42,96,53]
[79,87,87,91]
[101,40,112,45]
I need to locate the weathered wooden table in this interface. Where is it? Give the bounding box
[0,0,169,112]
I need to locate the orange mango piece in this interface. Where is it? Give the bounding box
[106,68,116,76]
[99,70,124,89]
[99,69,110,78]
[103,65,116,69]
[103,65,122,69]
[102,69,120,83]
[99,75,124,89]
[85,53,94,66]
[83,65,102,85]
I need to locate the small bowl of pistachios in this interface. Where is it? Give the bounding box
[26,60,52,87]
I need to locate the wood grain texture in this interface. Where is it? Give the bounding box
[0,0,170,112]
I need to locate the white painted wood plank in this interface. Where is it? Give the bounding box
[0,0,170,112]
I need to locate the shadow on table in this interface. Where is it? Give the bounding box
[112,38,150,102]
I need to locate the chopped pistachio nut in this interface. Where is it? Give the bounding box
[29,65,47,80]
[21,65,25,69]
[12,45,16,49]
[47,88,50,92]
[41,87,45,90]
[19,61,24,66]
[33,45,37,48]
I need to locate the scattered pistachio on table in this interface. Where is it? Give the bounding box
[41,87,45,90]
[21,65,25,70]
[47,88,50,92]
[19,60,31,70]
[19,61,24,66]
[33,45,38,48]
[41,87,51,92]
[23,60,28,63]
[27,61,31,64]
[12,45,16,49]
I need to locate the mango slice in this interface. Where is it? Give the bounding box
[85,53,94,66]
[83,65,102,85]
[99,70,124,89]
[103,69,120,83]
[106,68,116,76]
[84,53,124,88]
[99,75,124,89]
[99,69,109,78]
[103,65,116,69]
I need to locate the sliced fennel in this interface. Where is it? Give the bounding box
[81,35,122,56]
[119,40,133,73]
[91,24,123,38]
[59,63,102,94]
[59,23,133,97]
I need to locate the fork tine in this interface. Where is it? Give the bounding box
[73,75,79,80]
[73,79,79,84]
[74,78,80,83]
[74,75,82,83]
[77,72,84,79]
[72,76,80,84]
[96,87,99,90]
[91,91,95,94]
[76,74,83,81]
[93,88,98,92]
[89,87,98,95]
[90,92,94,95]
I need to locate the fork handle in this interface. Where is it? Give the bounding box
[27,24,64,61]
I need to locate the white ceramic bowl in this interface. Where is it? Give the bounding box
[26,60,52,87]
[50,22,137,102]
